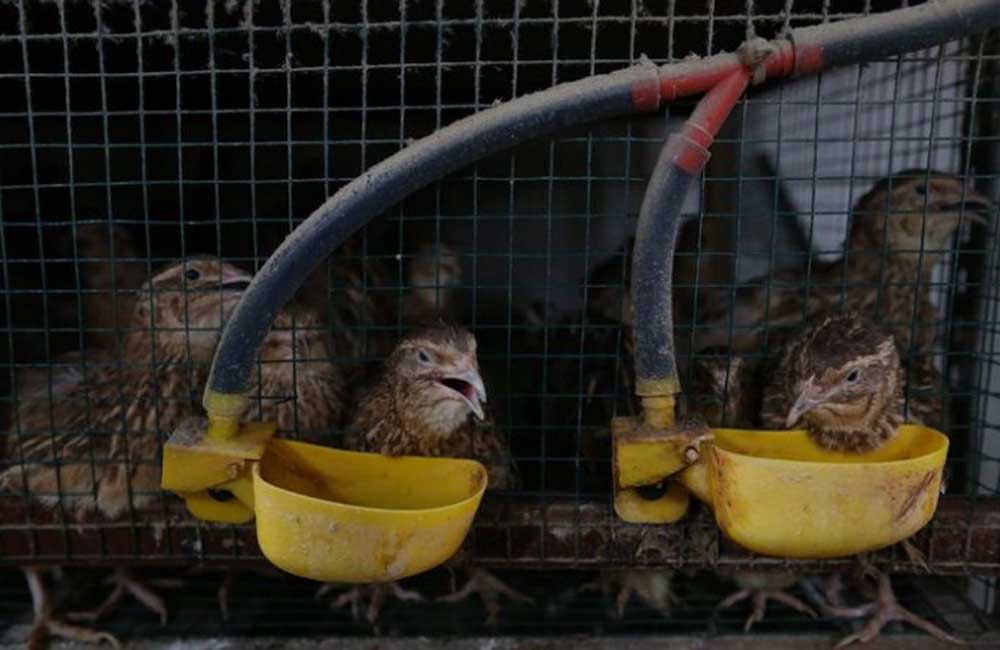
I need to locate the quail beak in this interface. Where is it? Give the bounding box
[940,191,994,225]
[440,367,488,421]
[220,267,254,293]
[785,380,824,429]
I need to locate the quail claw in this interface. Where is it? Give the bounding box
[828,574,964,646]
[437,568,534,625]
[23,568,121,650]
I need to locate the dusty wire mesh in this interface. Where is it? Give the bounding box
[0,0,998,608]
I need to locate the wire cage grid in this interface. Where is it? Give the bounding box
[0,0,998,607]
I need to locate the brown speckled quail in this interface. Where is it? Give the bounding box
[697,171,991,356]
[1,259,252,648]
[320,324,529,625]
[403,242,464,325]
[296,232,395,377]
[760,311,961,646]
[245,306,345,443]
[760,312,904,452]
[683,349,817,630]
[207,304,347,620]
[683,346,760,429]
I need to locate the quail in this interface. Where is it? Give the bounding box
[683,349,818,630]
[245,305,344,443]
[683,347,760,429]
[1,259,252,648]
[697,171,992,356]
[208,304,346,620]
[320,324,530,625]
[295,232,396,379]
[760,311,961,645]
[579,568,679,621]
[403,242,464,325]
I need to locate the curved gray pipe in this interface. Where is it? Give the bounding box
[203,0,1000,425]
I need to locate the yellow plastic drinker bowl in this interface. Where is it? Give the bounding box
[678,424,948,558]
[252,440,487,583]
[162,418,487,584]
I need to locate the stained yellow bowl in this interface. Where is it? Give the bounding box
[252,440,487,583]
[680,424,948,558]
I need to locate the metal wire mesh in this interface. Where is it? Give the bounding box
[1,0,999,618]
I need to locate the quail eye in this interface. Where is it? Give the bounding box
[184,268,201,282]
[418,350,431,363]
[846,368,861,383]
[914,183,927,197]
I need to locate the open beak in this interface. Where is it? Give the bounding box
[222,279,252,292]
[940,192,994,225]
[785,380,824,429]
[440,367,487,421]
[220,266,254,292]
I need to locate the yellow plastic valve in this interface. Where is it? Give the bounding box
[611,414,712,523]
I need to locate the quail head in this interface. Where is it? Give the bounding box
[849,171,992,267]
[128,258,253,365]
[760,311,903,453]
[346,324,489,458]
[696,171,992,355]
[404,243,464,324]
